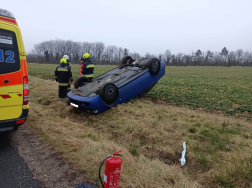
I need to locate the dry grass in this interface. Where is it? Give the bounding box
[27,76,252,188]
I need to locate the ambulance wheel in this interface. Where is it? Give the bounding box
[99,82,119,105]
[14,125,20,131]
[74,76,90,89]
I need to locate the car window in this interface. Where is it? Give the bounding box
[0,28,20,75]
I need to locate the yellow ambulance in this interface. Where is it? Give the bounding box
[0,8,29,132]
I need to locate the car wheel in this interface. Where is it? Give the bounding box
[74,76,90,89]
[119,56,134,69]
[121,56,133,65]
[147,58,160,76]
[99,82,119,105]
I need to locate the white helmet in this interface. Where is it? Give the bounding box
[63,55,69,60]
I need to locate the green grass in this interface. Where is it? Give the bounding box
[129,144,139,156]
[28,63,116,80]
[147,66,252,118]
[28,64,252,118]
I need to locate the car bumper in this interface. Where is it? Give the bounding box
[0,109,29,132]
[67,92,109,113]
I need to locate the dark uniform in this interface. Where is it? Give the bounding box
[80,57,94,80]
[67,59,71,70]
[66,59,72,91]
[55,59,73,99]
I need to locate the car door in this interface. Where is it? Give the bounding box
[0,25,23,121]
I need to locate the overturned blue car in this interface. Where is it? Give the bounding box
[67,56,165,113]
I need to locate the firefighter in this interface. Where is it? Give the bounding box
[55,58,73,100]
[80,53,94,80]
[63,55,71,70]
[63,55,72,91]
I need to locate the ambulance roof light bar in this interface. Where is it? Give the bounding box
[0,8,15,19]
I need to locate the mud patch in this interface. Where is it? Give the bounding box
[144,146,181,165]
[10,124,93,188]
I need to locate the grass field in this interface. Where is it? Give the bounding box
[27,76,252,188]
[28,63,252,119]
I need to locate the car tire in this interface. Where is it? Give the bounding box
[119,56,134,69]
[147,58,160,76]
[98,82,119,105]
[74,76,90,89]
[121,56,133,65]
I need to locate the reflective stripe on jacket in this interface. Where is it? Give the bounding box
[55,64,72,86]
[81,74,94,77]
[58,83,69,86]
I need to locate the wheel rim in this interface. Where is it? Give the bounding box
[152,60,159,72]
[105,85,116,98]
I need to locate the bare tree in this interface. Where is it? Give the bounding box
[220,47,229,66]
[118,47,124,63]
[204,50,213,65]
[129,52,141,60]
[145,52,151,58]
[236,49,243,63]
[93,42,105,62]
[28,39,252,67]
[243,51,252,66]
[195,50,202,65]
[228,51,236,66]
[183,55,192,66]
[163,50,172,65]
[124,48,128,56]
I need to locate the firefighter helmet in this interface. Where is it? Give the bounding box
[82,53,90,60]
[63,55,69,60]
[60,58,67,64]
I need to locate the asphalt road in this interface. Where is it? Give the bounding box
[0,133,41,188]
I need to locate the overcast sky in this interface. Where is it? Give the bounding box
[2,0,252,56]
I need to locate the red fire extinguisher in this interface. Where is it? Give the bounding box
[99,150,123,188]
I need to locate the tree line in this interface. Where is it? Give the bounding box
[27,39,139,65]
[27,39,252,66]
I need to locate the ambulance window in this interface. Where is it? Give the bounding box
[0,29,20,75]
